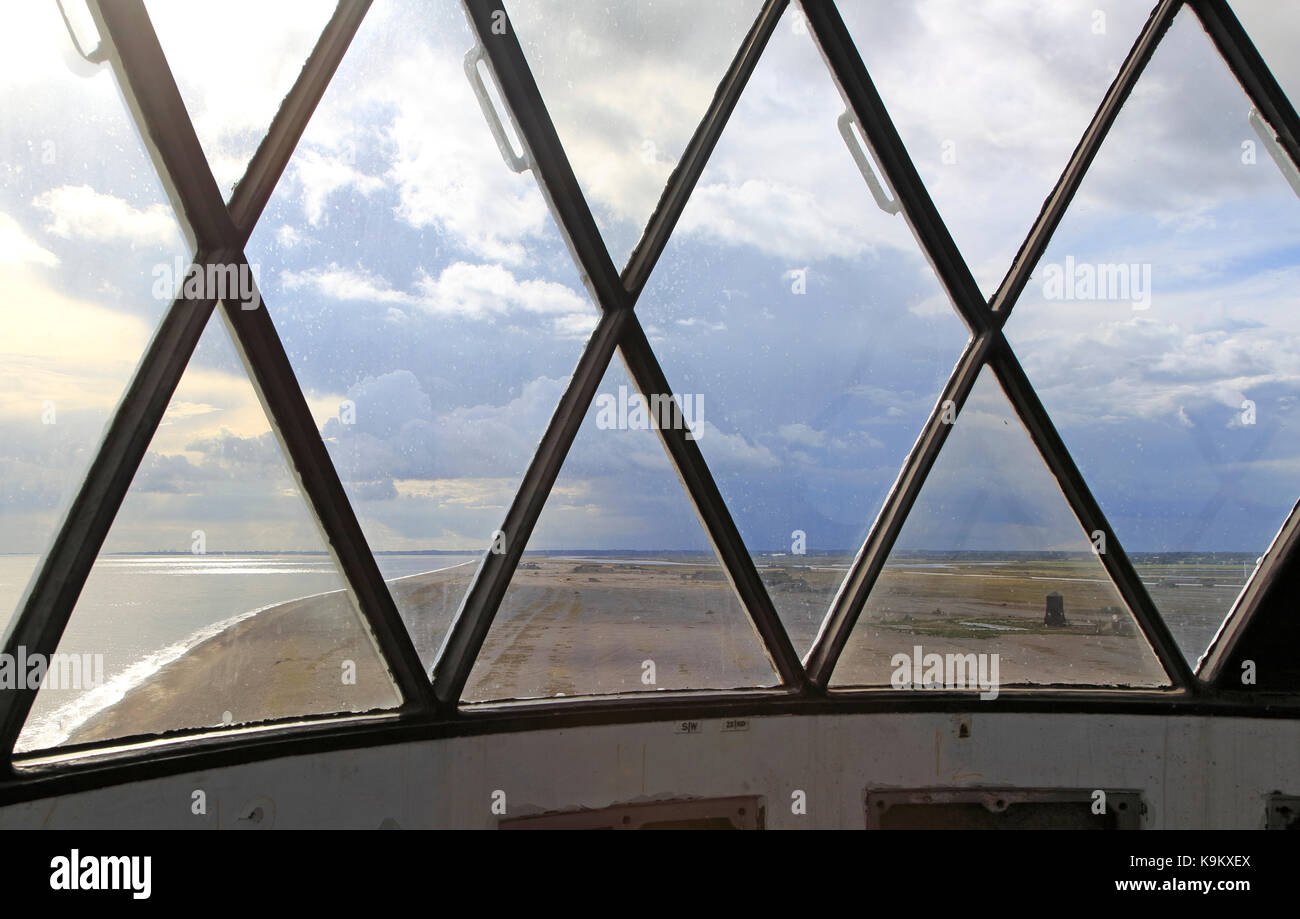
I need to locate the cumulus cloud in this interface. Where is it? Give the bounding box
[270,3,552,265]
[0,211,58,268]
[279,261,594,332]
[34,185,178,247]
[502,0,767,262]
[417,262,591,318]
[292,149,385,227]
[282,264,414,306]
[778,423,827,448]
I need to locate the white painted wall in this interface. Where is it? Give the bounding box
[2,712,1296,829]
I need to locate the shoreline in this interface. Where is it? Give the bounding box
[24,554,1231,750]
[43,565,469,749]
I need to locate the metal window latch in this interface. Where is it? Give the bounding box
[838,110,902,215]
[1249,106,1300,201]
[465,43,530,174]
[56,0,108,77]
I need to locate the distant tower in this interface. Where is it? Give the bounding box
[1044,592,1067,627]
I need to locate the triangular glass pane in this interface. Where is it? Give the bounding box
[463,359,780,702]
[636,5,970,654]
[839,0,1155,298]
[144,0,339,200]
[509,0,765,268]
[1229,0,1300,110]
[15,315,399,753]
[832,367,1169,690]
[243,0,603,674]
[1004,7,1300,669]
[0,6,189,632]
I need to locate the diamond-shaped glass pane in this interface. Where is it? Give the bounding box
[1004,8,1300,668]
[509,0,765,268]
[0,4,188,631]
[144,0,339,200]
[839,0,1155,298]
[833,366,1169,689]
[16,315,399,752]
[636,5,970,653]
[244,0,602,673]
[463,358,779,702]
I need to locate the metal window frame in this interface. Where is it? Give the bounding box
[3,0,1300,796]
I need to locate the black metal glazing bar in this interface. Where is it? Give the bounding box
[989,0,1181,320]
[0,0,432,765]
[218,258,437,711]
[96,0,435,711]
[431,309,631,703]
[622,0,788,298]
[1200,500,1300,685]
[228,0,373,240]
[805,334,992,685]
[1187,0,1300,686]
[991,344,1198,689]
[802,0,1202,692]
[0,271,228,764]
[0,1,243,762]
[1192,0,1300,175]
[618,323,806,687]
[443,0,803,701]
[89,1,235,251]
[460,2,622,309]
[102,0,434,712]
[800,0,991,335]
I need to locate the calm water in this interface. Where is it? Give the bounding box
[1,553,478,750]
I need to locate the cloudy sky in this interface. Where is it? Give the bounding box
[1,0,1298,586]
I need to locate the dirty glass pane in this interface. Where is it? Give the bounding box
[840,0,1154,297]
[16,316,399,753]
[1005,9,1300,668]
[464,359,778,701]
[0,4,188,630]
[144,0,339,199]
[510,0,764,267]
[833,367,1169,690]
[244,0,602,672]
[637,5,970,652]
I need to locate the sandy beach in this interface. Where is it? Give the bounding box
[832,560,1171,687]
[59,553,1212,746]
[64,585,403,745]
[462,557,781,700]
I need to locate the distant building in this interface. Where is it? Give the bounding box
[1044,592,1067,627]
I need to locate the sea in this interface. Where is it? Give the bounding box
[0,553,479,751]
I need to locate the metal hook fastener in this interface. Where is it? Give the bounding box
[465,43,530,174]
[838,111,902,215]
[55,0,108,77]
